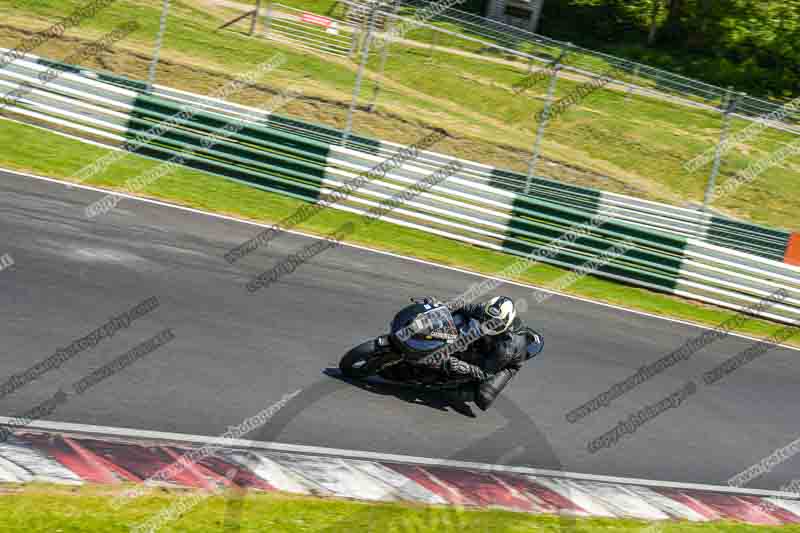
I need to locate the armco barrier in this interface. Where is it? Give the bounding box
[2,425,800,525]
[73,57,791,263]
[1,54,799,325]
[133,69,793,263]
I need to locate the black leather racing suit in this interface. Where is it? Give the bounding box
[408,302,529,410]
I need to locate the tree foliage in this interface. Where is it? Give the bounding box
[539,0,800,99]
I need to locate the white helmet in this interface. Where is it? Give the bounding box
[482,296,516,335]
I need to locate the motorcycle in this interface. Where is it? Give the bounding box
[339,297,544,390]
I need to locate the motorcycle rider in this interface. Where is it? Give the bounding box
[407,296,533,411]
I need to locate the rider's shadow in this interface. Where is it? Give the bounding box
[323,368,477,418]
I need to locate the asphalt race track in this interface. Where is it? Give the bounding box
[1,171,798,490]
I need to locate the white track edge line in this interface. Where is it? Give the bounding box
[2,166,799,354]
[1,417,797,499]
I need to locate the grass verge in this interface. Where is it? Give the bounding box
[1,483,799,532]
[1,0,798,229]
[1,118,798,348]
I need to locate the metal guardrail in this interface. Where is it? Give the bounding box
[345,0,391,30]
[217,0,800,138]
[262,3,357,57]
[121,79,792,262]
[1,56,799,325]
[142,77,792,262]
[398,0,800,134]
[212,0,800,213]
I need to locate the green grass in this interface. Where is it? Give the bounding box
[368,45,800,224]
[1,483,799,532]
[1,0,798,229]
[1,118,798,348]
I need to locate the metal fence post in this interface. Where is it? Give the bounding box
[249,0,262,35]
[428,30,438,59]
[702,87,740,210]
[530,0,544,32]
[348,26,360,59]
[525,49,566,193]
[348,3,367,59]
[262,2,273,37]
[343,1,378,145]
[147,0,171,92]
[625,64,640,103]
[368,1,399,112]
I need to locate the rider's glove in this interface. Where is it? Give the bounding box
[443,357,491,382]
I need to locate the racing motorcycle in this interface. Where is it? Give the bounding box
[339,298,544,390]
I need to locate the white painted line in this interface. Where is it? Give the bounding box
[3,417,798,499]
[2,166,799,354]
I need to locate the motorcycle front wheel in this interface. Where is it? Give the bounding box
[339,339,400,378]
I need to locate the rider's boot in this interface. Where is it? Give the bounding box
[475,368,518,410]
[446,382,478,405]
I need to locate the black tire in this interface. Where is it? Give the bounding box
[340,340,381,378]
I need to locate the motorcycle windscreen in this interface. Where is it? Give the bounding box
[412,306,459,342]
[403,306,459,353]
